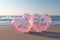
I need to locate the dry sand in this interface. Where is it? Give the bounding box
[0,25,60,40]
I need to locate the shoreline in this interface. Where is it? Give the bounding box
[0,25,60,40]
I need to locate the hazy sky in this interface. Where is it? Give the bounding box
[0,0,60,15]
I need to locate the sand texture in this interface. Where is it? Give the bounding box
[0,25,60,40]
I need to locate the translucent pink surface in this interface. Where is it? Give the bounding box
[12,14,51,33]
[32,15,51,32]
[13,14,33,33]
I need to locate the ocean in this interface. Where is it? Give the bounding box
[0,16,60,26]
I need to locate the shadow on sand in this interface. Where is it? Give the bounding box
[27,31,60,39]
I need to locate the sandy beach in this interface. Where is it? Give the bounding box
[0,25,60,40]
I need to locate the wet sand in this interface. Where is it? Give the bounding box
[0,25,60,40]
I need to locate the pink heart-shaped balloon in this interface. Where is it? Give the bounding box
[12,14,33,33]
[32,14,51,32]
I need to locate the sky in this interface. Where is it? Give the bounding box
[0,0,60,16]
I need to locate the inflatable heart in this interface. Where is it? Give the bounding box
[32,14,51,32]
[12,14,33,33]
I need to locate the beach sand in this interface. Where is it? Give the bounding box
[0,25,60,40]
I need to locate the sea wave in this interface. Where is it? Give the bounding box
[0,16,60,25]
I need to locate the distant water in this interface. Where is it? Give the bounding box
[0,16,60,26]
[51,16,60,25]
